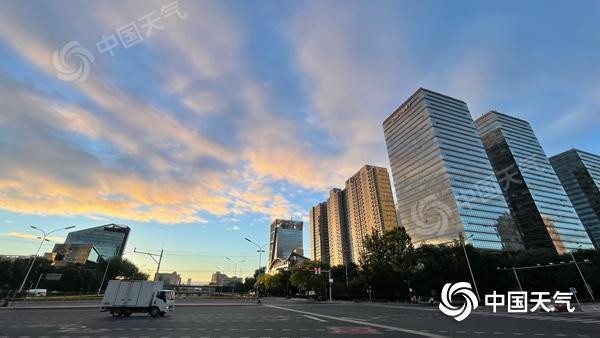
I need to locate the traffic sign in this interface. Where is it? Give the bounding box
[45,273,62,281]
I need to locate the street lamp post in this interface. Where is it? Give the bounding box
[245,238,272,303]
[570,246,596,302]
[226,257,245,295]
[18,225,75,293]
[459,233,481,302]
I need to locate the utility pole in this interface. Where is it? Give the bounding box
[133,248,164,281]
[18,225,75,293]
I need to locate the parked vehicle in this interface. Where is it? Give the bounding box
[100,280,175,317]
[25,289,47,297]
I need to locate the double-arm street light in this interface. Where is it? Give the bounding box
[18,225,75,293]
[226,257,245,295]
[245,237,273,303]
[458,232,481,302]
[570,244,596,302]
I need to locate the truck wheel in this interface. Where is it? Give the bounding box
[123,311,132,317]
[159,311,166,317]
[149,307,160,317]
[111,309,122,318]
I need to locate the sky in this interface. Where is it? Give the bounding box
[1,0,599,283]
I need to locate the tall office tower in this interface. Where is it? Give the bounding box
[383,88,522,251]
[268,219,303,271]
[550,149,600,249]
[475,111,594,253]
[309,202,330,263]
[64,223,130,259]
[345,165,398,263]
[327,188,351,266]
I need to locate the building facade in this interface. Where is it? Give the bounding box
[64,223,130,259]
[345,165,398,263]
[550,149,600,249]
[268,219,303,271]
[327,188,351,266]
[49,243,100,266]
[309,202,329,263]
[383,88,521,250]
[155,271,181,285]
[475,111,594,253]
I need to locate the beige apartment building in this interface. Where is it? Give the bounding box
[327,188,350,266]
[345,165,398,263]
[309,202,329,263]
[309,165,398,267]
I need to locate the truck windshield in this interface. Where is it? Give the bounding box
[158,291,174,300]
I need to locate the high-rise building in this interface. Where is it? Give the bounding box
[475,111,594,253]
[383,88,522,250]
[550,149,600,249]
[309,202,329,263]
[327,188,351,266]
[64,223,130,259]
[268,219,303,271]
[345,165,398,263]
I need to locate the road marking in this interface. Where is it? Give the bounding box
[303,315,327,322]
[264,304,449,338]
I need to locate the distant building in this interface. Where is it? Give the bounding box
[49,243,101,266]
[550,149,600,249]
[383,88,519,251]
[155,271,181,285]
[345,165,398,263]
[0,255,31,261]
[210,271,242,287]
[309,202,329,263]
[476,111,594,253]
[64,223,130,259]
[268,219,303,271]
[327,188,351,267]
[187,278,192,286]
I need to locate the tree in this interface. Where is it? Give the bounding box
[290,261,329,299]
[360,227,415,300]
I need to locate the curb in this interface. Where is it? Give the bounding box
[0,302,259,310]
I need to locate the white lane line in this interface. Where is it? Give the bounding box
[303,314,327,322]
[264,304,449,338]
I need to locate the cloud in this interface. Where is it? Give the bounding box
[1,232,64,242]
[226,225,240,231]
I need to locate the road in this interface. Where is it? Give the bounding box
[1,298,599,337]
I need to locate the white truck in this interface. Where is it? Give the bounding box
[100,280,175,317]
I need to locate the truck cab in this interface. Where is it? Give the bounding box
[154,290,175,314]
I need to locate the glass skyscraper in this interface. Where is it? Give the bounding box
[268,219,303,272]
[64,223,130,259]
[475,111,594,253]
[550,149,600,249]
[383,88,522,250]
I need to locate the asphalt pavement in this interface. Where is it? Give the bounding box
[0,298,599,337]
